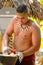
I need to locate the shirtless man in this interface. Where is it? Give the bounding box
[2,4,41,65]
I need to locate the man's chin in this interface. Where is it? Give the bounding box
[22,21,27,24]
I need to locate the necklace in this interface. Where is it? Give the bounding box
[18,22,29,31]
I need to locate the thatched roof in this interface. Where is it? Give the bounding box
[14,0,43,20]
[0,0,43,20]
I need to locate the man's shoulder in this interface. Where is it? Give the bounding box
[32,22,40,29]
[30,20,40,32]
[28,18,40,28]
[10,15,17,23]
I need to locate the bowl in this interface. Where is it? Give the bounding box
[0,54,18,65]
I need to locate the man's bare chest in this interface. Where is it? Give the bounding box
[14,22,31,38]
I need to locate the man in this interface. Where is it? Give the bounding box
[2,4,41,65]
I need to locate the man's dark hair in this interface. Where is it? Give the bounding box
[16,4,28,13]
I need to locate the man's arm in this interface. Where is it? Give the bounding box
[22,24,41,57]
[2,18,14,53]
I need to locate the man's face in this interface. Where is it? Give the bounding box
[17,12,28,24]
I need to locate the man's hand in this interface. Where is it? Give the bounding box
[3,47,16,54]
[17,52,24,63]
[2,46,10,54]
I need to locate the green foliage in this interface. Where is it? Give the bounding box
[0,63,2,65]
[40,0,43,3]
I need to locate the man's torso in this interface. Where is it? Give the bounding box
[13,17,33,52]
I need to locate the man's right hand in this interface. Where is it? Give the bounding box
[2,46,10,54]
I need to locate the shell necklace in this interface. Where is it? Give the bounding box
[18,21,30,31]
